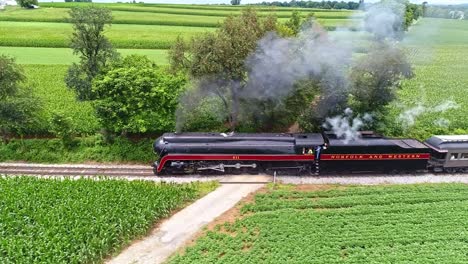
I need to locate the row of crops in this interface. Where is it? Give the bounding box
[0,176,218,263]
[169,183,468,263]
[384,18,468,139]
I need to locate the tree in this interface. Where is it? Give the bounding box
[231,0,241,5]
[15,0,38,8]
[285,11,302,36]
[170,9,277,130]
[0,56,41,142]
[92,55,187,135]
[349,43,413,119]
[65,6,118,101]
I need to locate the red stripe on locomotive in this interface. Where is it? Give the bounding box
[157,154,315,172]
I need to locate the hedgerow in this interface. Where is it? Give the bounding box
[0,177,218,263]
[0,136,154,163]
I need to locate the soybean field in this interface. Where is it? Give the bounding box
[385,18,468,139]
[170,183,468,263]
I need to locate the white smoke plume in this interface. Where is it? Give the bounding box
[323,108,373,144]
[434,118,451,128]
[398,100,460,129]
[363,0,406,40]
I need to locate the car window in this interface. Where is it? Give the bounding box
[450,153,459,160]
[461,153,468,160]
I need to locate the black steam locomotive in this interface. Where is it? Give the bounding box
[152,132,468,175]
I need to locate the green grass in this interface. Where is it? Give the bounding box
[0,177,218,263]
[0,47,169,65]
[0,136,156,163]
[169,183,468,263]
[22,65,99,134]
[0,21,214,49]
[384,18,468,139]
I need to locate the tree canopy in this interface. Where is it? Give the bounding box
[0,56,41,141]
[93,55,187,135]
[65,6,118,101]
[170,9,277,130]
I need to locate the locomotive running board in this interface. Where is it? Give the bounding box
[197,163,257,172]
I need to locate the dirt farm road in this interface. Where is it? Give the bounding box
[107,175,266,264]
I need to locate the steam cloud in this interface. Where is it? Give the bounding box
[398,100,460,129]
[323,108,373,144]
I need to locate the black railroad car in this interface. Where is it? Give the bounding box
[320,133,431,173]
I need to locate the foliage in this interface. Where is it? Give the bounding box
[49,112,77,147]
[15,0,37,8]
[170,183,468,263]
[0,136,154,163]
[93,55,187,134]
[170,9,277,130]
[0,177,218,263]
[0,56,41,141]
[284,10,302,35]
[231,0,241,5]
[65,6,118,101]
[349,42,413,120]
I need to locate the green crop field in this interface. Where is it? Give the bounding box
[22,65,99,134]
[385,18,468,139]
[170,183,468,263]
[0,21,214,49]
[38,2,359,19]
[0,47,168,65]
[0,7,357,28]
[0,177,217,263]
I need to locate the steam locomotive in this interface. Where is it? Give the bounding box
[152,132,468,175]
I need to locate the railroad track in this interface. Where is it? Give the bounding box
[0,163,272,184]
[0,163,155,177]
[2,163,468,185]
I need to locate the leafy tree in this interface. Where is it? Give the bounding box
[92,55,187,135]
[0,56,41,142]
[65,6,118,101]
[231,0,241,5]
[169,9,277,130]
[49,112,76,148]
[15,0,38,8]
[349,43,413,119]
[285,11,302,36]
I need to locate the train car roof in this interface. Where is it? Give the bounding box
[160,132,324,144]
[329,138,429,149]
[425,135,468,150]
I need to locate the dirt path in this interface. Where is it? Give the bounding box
[107,176,266,264]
